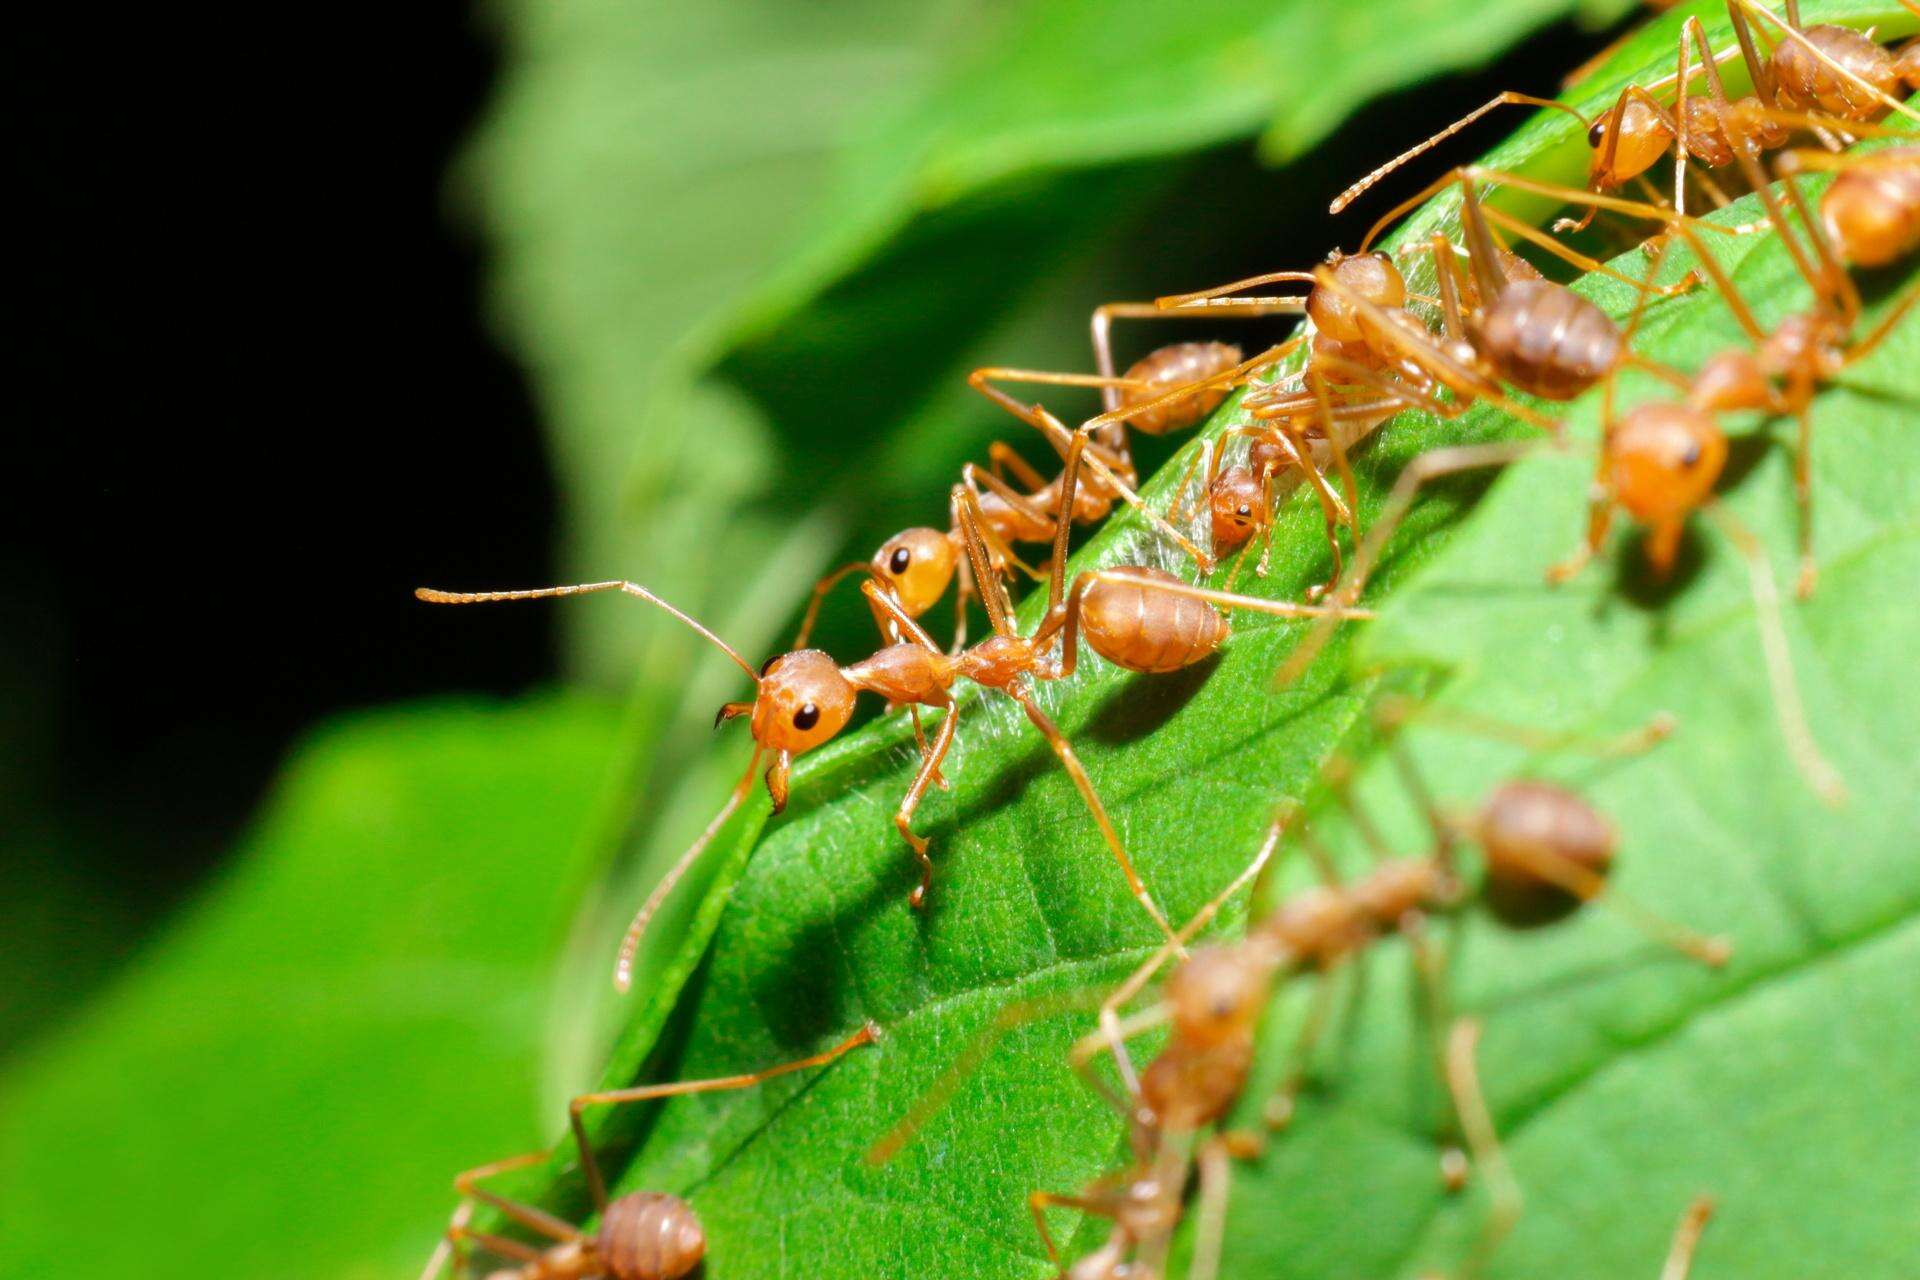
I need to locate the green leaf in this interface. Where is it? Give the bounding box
[491,5,1919,1277]
[466,0,1676,1058]
[0,696,622,1280]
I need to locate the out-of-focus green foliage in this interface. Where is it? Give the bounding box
[0,698,620,1279]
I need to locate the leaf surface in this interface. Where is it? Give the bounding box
[515,6,1920,1276]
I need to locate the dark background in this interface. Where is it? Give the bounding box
[4,3,1624,1048]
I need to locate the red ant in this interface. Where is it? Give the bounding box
[870,700,1722,1280]
[1334,0,1917,227]
[423,1024,876,1280]
[419,434,1365,986]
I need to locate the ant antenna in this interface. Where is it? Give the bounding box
[613,745,767,992]
[416,581,761,680]
[1331,93,1590,214]
[1702,505,1847,807]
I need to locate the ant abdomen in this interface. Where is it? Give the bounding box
[1077,565,1231,674]
[1305,252,1407,343]
[598,1190,706,1280]
[1476,780,1615,928]
[1468,278,1622,401]
[1116,341,1243,434]
[1770,23,1899,118]
[1820,152,1920,267]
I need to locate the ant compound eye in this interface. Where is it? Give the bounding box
[1680,441,1703,468]
[792,703,821,731]
[1236,505,1252,518]
[888,546,913,575]
[1587,119,1607,148]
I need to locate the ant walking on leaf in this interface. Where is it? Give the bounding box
[420,430,1367,987]
[422,1024,876,1280]
[870,698,1723,1280]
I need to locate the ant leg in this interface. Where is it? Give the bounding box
[1374,692,1675,759]
[1094,296,1308,415]
[1703,503,1848,806]
[1495,831,1735,964]
[1084,813,1287,1099]
[1166,438,1214,526]
[1442,1019,1523,1280]
[1790,392,1818,599]
[451,1151,579,1243]
[985,439,1052,491]
[1841,278,1920,366]
[1190,1131,1264,1280]
[1735,0,1920,122]
[1004,680,1180,948]
[1077,339,1302,443]
[866,986,1114,1166]
[1264,971,1344,1130]
[1330,91,1590,215]
[1030,1191,1114,1272]
[569,1024,879,1209]
[958,464,1058,576]
[1001,398,1219,575]
[1661,1196,1718,1280]
[1068,1001,1176,1118]
[791,560,882,647]
[949,488,1022,639]
[1274,439,1551,688]
[893,705,960,908]
[447,1225,546,1271]
[1476,202,1697,297]
[1397,917,1466,1189]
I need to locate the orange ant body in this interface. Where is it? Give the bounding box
[1287,138,1915,800]
[1334,0,1917,226]
[424,1025,876,1280]
[871,705,1723,1280]
[419,436,1365,985]
[791,337,1258,653]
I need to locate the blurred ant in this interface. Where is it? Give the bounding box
[872,699,1722,1280]
[423,1024,876,1280]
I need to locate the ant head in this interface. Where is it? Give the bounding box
[1586,96,1674,188]
[1607,402,1727,524]
[872,527,957,617]
[599,1191,705,1280]
[1476,780,1615,928]
[1309,252,1407,344]
[736,650,857,755]
[1208,466,1264,550]
[1166,945,1270,1046]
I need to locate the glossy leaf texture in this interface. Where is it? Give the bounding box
[504,4,1919,1277]
[465,0,1662,1066]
